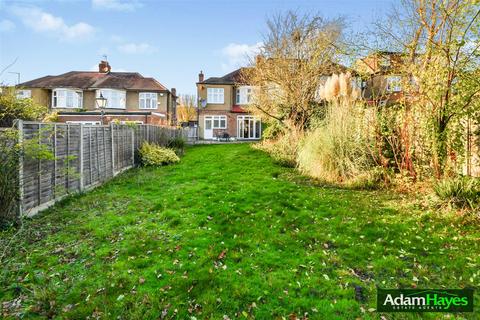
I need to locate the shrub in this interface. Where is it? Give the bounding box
[0,129,20,228]
[0,87,48,127]
[254,127,301,167]
[434,177,480,210]
[140,142,179,166]
[167,137,186,153]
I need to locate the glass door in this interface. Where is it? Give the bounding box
[237,116,261,139]
[204,116,213,139]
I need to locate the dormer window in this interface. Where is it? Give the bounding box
[52,89,83,108]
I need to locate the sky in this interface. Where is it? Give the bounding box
[0,0,393,95]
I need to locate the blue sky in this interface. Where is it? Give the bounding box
[0,0,393,95]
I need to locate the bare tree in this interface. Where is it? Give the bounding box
[244,11,346,131]
[176,94,197,124]
[373,0,480,177]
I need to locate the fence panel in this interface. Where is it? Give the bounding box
[11,121,184,216]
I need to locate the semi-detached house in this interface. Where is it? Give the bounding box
[16,60,177,125]
[196,68,261,140]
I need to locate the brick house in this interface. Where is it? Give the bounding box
[196,68,261,140]
[16,60,177,125]
[355,51,410,106]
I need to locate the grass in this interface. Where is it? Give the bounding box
[0,144,479,319]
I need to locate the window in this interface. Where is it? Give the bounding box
[236,86,253,105]
[52,89,83,108]
[207,88,224,104]
[205,115,227,129]
[139,92,158,109]
[16,90,31,99]
[120,121,144,124]
[66,121,101,125]
[96,89,126,109]
[386,76,402,92]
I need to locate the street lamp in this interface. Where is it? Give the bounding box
[95,93,107,125]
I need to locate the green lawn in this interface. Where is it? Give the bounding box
[1,144,479,319]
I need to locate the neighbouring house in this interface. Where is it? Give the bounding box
[16,60,177,125]
[196,69,261,140]
[355,51,412,106]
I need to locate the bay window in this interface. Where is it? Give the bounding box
[52,88,83,108]
[207,87,224,104]
[139,92,158,109]
[236,86,253,105]
[96,89,126,109]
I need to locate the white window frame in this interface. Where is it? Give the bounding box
[386,76,402,92]
[205,115,227,129]
[119,120,144,124]
[237,115,261,139]
[16,90,31,99]
[139,92,158,109]
[235,86,253,105]
[207,87,224,104]
[66,121,101,125]
[52,88,83,109]
[96,89,126,109]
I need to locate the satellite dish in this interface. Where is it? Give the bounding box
[200,99,207,108]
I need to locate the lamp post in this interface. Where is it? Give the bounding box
[95,93,107,125]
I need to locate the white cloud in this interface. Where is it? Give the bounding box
[220,42,262,71]
[117,42,156,54]
[0,19,15,32]
[10,6,95,41]
[92,0,142,12]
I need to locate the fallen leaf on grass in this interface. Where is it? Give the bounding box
[218,249,227,260]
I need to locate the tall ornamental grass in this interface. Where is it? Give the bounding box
[298,73,379,185]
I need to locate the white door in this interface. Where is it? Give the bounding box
[204,117,213,139]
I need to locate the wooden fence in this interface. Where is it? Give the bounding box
[15,121,187,216]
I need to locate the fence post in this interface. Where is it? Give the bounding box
[111,122,115,175]
[37,123,42,208]
[53,124,57,198]
[17,120,24,217]
[131,127,135,166]
[66,124,70,192]
[79,124,84,190]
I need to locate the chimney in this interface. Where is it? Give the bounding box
[171,88,176,97]
[198,71,204,82]
[98,60,111,73]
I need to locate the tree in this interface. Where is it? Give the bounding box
[374,0,480,177]
[245,11,346,131]
[0,87,48,127]
[176,94,197,124]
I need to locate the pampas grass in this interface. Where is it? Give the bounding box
[299,73,377,185]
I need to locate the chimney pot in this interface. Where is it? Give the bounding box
[171,88,176,96]
[99,60,111,73]
[198,71,204,83]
